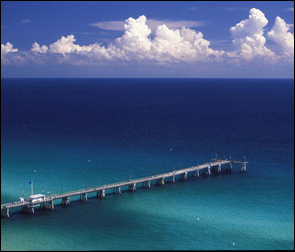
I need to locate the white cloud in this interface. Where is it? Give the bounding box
[1,42,27,65]
[147,19,205,32]
[267,16,294,60]
[112,15,221,62]
[287,7,294,12]
[1,10,294,68]
[114,15,152,60]
[1,42,18,60]
[21,19,31,23]
[151,24,190,62]
[49,35,82,55]
[45,15,220,63]
[229,8,268,38]
[47,34,120,61]
[90,18,205,33]
[150,25,223,62]
[90,21,125,31]
[31,42,48,54]
[225,7,248,12]
[1,42,18,55]
[228,8,276,62]
[48,35,106,57]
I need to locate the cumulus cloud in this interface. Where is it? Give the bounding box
[230,8,268,37]
[267,16,294,60]
[1,42,28,65]
[114,15,152,60]
[228,8,276,62]
[150,25,223,62]
[43,15,220,64]
[113,15,221,62]
[31,42,48,53]
[1,42,18,56]
[148,19,205,32]
[1,42,18,63]
[152,24,191,62]
[49,35,84,55]
[47,34,119,61]
[1,9,294,67]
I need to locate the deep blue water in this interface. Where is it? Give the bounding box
[1,78,294,250]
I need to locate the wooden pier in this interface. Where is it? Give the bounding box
[1,159,247,218]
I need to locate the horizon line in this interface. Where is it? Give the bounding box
[1,77,294,80]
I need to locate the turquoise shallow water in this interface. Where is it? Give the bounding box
[1,78,294,250]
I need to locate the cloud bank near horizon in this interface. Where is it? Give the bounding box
[1,8,294,68]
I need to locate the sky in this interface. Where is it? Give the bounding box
[1,1,294,78]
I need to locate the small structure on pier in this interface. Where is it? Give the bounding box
[28,194,45,203]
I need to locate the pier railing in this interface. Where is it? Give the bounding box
[1,159,247,218]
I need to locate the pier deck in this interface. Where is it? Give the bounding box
[1,159,247,218]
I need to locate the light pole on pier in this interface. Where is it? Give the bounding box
[30,169,37,196]
[29,181,33,196]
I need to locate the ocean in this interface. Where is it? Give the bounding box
[1,78,294,250]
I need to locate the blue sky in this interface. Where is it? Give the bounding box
[1,1,294,78]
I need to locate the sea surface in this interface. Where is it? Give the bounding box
[1,78,294,250]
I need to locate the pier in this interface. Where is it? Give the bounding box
[1,159,247,218]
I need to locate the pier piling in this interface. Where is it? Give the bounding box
[1,159,247,219]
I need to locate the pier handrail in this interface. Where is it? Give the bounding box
[1,159,247,211]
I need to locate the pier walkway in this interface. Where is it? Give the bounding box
[1,159,247,218]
